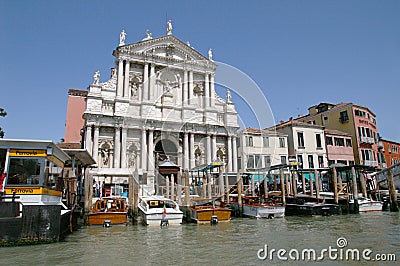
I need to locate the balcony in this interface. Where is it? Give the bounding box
[363,160,378,167]
[360,136,375,144]
[378,141,384,150]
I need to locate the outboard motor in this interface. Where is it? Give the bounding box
[210,215,218,224]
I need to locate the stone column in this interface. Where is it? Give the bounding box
[227,135,233,172]
[148,128,154,173]
[141,127,147,169]
[149,63,155,101]
[210,73,215,107]
[117,59,124,97]
[206,134,211,164]
[85,124,92,154]
[114,126,121,168]
[121,127,128,168]
[188,71,193,105]
[183,70,188,106]
[184,132,189,170]
[190,132,195,169]
[92,125,99,164]
[142,63,149,101]
[211,134,217,161]
[204,72,209,109]
[123,60,130,98]
[232,136,237,172]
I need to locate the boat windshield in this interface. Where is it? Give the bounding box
[148,200,175,209]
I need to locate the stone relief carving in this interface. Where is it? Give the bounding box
[115,102,128,114]
[102,102,114,113]
[87,99,102,112]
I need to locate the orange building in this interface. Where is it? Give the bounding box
[297,102,381,168]
[378,139,400,168]
[64,89,87,144]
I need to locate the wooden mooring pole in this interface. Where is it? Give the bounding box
[387,169,399,212]
[332,167,339,205]
[314,170,320,201]
[184,170,190,207]
[237,172,243,217]
[351,167,359,214]
[280,169,286,205]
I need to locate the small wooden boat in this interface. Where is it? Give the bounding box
[88,197,128,226]
[241,196,285,219]
[138,196,183,226]
[182,198,231,223]
[187,205,232,223]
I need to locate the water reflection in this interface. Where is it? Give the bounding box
[0,213,398,265]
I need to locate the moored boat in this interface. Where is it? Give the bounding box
[241,196,285,219]
[285,196,341,216]
[138,195,183,226]
[350,197,382,212]
[185,204,232,223]
[88,197,128,226]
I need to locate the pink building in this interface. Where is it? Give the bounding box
[325,129,355,166]
[64,89,87,144]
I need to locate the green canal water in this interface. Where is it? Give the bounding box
[0,212,399,265]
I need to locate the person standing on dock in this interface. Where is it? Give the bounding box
[0,169,6,196]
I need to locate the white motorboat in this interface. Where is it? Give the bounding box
[138,196,183,226]
[350,197,383,212]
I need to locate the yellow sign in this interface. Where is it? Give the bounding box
[5,186,62,197]
[9,149,47,157]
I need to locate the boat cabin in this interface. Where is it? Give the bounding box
[0,139,70,206]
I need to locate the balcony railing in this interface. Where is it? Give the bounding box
[363,160,378,167]
[360,136,375,144]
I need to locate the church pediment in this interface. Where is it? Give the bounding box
[115,35,214,65]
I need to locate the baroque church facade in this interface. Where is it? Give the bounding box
[82,22,239,194]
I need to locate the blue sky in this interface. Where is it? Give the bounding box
[1,0,399,142]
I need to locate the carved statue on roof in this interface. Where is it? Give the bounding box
[143,29,152,41]
[167,20,173,35]
[208,48,213,61]
[119,29,126,46]
[93,70,100,85]
[226,89,232,103]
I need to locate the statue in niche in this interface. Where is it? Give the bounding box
[195,147,202,166]
[193,83,204,96]
[119,29,126,46]
[128,151,136,168]
[130,76,141,98]
[167,20,173,35]
[216,148,225,161]
[93,70,100,85]
[101,149,109,167]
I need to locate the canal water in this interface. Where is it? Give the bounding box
[1,212,398,265]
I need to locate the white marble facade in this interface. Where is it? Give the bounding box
[83,25,239,195]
